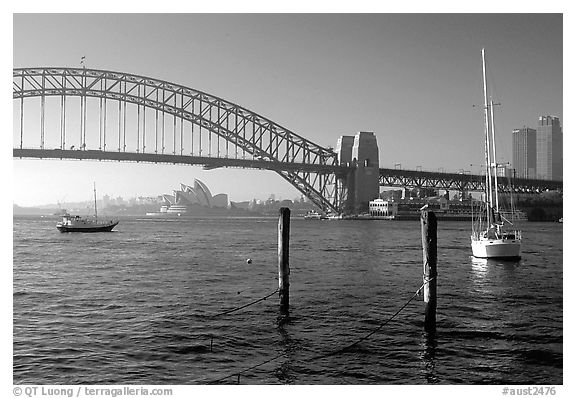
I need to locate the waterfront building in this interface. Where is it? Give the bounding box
[368,198,398,218]
[536,116,562,180]
[512,127,537,179]
[160,179,228,213]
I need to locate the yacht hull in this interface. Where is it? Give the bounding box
[57,221,118,233]
[471,238,521,259]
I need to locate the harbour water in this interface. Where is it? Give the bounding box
[13,215,563,384]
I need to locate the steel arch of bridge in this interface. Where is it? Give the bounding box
[13,67,345,212]
[13,67,561,212]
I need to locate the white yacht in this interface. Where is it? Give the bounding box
[470,49,521,259]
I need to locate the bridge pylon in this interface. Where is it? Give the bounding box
[336,132,380,214]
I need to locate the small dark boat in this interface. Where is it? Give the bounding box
[56,214,118,232]
[56,183,118,233]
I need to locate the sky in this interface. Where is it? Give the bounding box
[10,12,564,206]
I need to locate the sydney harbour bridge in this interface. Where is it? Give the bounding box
[13,67,562,214]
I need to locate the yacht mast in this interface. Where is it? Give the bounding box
[481,48,493,224]
[94,182,98,220]
[490,99,500,214]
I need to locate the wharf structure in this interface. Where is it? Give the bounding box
[370,196,527,222]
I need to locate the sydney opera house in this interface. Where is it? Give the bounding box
[160,179,228,214]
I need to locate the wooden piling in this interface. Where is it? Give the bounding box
[420,210,437,333]
[278,207,290,315]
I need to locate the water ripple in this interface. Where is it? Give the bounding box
[13,216,562,384]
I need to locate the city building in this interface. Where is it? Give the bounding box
[536,116,562,180]
[512,127,537,179]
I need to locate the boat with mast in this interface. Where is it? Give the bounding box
[56,183,119,232]
[471,48,521,259]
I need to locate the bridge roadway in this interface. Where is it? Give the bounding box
[14,148,562,194]
[13,148,345,174]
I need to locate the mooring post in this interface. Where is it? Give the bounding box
[278,207,290,315]
[420,210,437,333]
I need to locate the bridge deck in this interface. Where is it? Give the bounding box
[13,148,345,174]
[14,148,561,194]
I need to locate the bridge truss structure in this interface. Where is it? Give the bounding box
[13,67,561,213]
[379,168,562,195]
[13,67,345,212]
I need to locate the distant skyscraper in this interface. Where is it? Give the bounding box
[536,116,562,180]
[512,127,536,179]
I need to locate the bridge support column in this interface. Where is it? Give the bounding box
[336,132,380,214]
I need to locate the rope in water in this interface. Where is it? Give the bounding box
[209,287,279,318]
[209,352,286,384]
[308,278,433,361]
[209,278,435,383]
